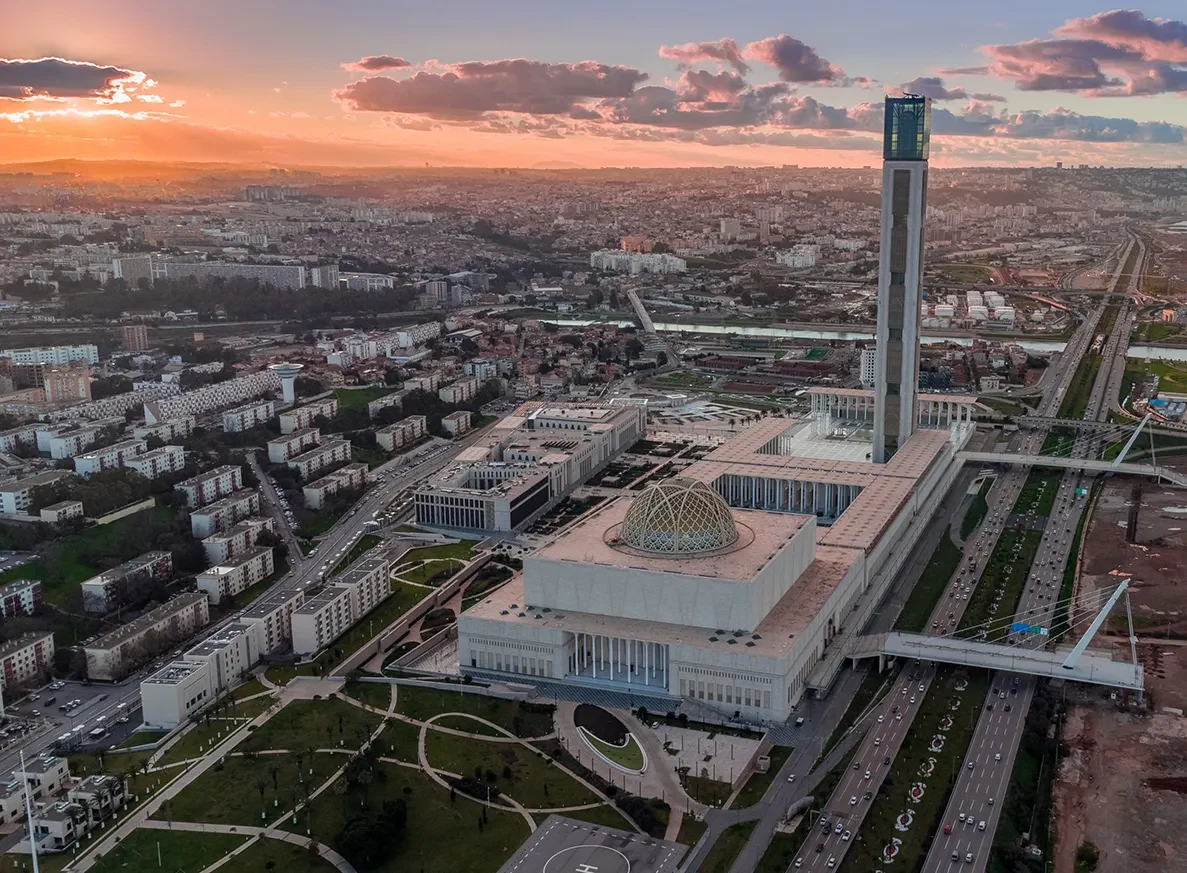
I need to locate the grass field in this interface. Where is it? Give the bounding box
[424,731,599,808]
[343,679,393,711]
[397,558,463,585]
[87,829,249,873]
[1058,354,1102,420]
[401,540,478,562]
[579,727,646,771]
[230,836,341,873]
[700,821,757,873]
[677,815,708,845]
[896,530,962,633]
[756,832,800,873]
[1016,468,1061,518]
[240,698,381,752]
[280,762,530,873]
[117,729,168,749]
[334,386,396,412]
[395,685,554,738]
[733,745,791,808]
[682,774,731,807]
[958,528,1043,641]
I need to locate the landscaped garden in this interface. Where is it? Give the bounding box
[395,685,555,738]
[574,704,646,772]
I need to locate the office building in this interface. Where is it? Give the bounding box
[416,404,643,531]
[125,444,186,479]
[43,366,91,404]
[240,588,305,655]
[286,439,351,480]
[441,410,472,437]
[222,399,275,432]
[189,488,260,537]
[84,592,210,680]
[291,553,390,655]
[303,463,368,510]
[375,415,427,452]
[278,397,338,434]
[873,95,931,464]
[195,546,274,605]
[201,517,274,566]
[1,345,99,366]
[267,428,320,463]
[121,324,150,352]
[80,550,174,614]
[0,632,54,691]
[175,465,244,508]
[0,471,72,515]
[0,579,42,618]
[73,439,147,477]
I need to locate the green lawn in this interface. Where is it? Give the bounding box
[382,716,424,763]
[352,443,390,469]
[1057,354,1102,420]
[395,685,555,738]
[756,831,800,873]
[700,821,757,873]
[560,804,637,830]
[281,762,531,873]
[334,386,396,412]
[681,774,731,807]
[579,728,646,772]
[86,828,248,873]
[159,718,253,767]
[432,713,512,737]
[424,731,599,809]
[1016,468,1061,518]
[230,836,342,873]
[958,528,1043,641]
[401,540,478,562]
[733,745,792,808]
[344,679,392,711]
[332,534,382,575]
[896,530,962,633]
[676,815,708,846]
[232,678,269,699]
[159,752,342,826]
[321,581,428,666]
[240,698,381,753]
[397,558,463,585]
[117,729,168,749]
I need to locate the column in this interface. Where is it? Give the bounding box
[593,635,598,679]
[643,642,649,686]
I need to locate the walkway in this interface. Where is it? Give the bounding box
[138,819,356,873]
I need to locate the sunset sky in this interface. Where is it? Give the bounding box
[2,1,1186,168]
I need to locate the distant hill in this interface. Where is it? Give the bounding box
[533,161,585,170]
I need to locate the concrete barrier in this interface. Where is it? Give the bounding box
[89,497,157,526]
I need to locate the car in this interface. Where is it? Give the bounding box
[30,710,39,717]
[883,756,890,765]
[815,843,825,853]
[959,813,966,822]
[944,824,952,834]
[967,761,974,770]
[795,717,805,727]
[836,822,844,833]
[999,692,1007,699]
[848,796,856,808]
[910,696,916,704]
[864,770,871,779]
[853,761,860,770]
[29,694,39,701]
[918,683,925,692]
[978,821,986,831]
[827,857,836,869]
[877,714,884,724]
[987,703,994,711]
[842,830,851,842]
[966,853,975,863]
[863,791,872,800]
[895,712,902,721]
[794,859,803,868]
[988,797,994,806]
[995,752,1002,761]
[952,851,960,862]
[1005,704,1012,712]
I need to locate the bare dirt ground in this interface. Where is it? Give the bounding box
[1053,472,1187,873]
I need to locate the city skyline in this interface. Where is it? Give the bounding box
[1,2,1186,169]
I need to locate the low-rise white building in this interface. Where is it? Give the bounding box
[73,439,147,477]
[189,488,260,537]
[291,552,390,655]
[175,465,244,508]
[302,463,368,510]
[375,415,427,452]
[201,516,274,565]
[222,399,275,432]
[439,376,480,405]
[278,398,338,434]
[287,439,351,480]
[267,427,320,463]
[39,500,84,523]
[240,588,305,655]
[195,546,275,605]
[84,592,210,681]
[133,416,195,443]
[0,424,38,453]
[140,661,215,729]
[126,444,187,479]
[0,471,73,515]
[181,623,259,692]
[441,410,472,437]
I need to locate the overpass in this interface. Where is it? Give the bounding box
[957,450,1187,486]
[1017,416,1130,432]
[851,632,1144,691]
[625,288,656,335]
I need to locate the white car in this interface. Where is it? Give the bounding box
[994,753,1001,761]
[848,796,856,807]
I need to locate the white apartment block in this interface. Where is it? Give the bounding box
[81,550,174,614]
[161,261,305,290]
[201,516,274,565]
[189,489,260,537]
[375,415,427,452]
[397,322,442,347]
[860,347,878,388]
[0,424,37,453]
[367,391,405,419]
[0,471,73,515]
[84,592,210,681]
[0,579,42,618]
[126,444,187,479]
[145,369,280,424]
[291,553,390,655]
[267,427,320,463]
[404,372,443,393]
[140,661,215,729]
[182,623,260,692]
[175,465,244,508]
[439,377,480,405]
[47,426,105,459]
[195,546,275,605]
[222,399,275,432]
[133,416,195,442]
[1,344,98,366]
[278,398,338,434]
[441,410,472,437]
[240,588,305,655]
[73,439,147,477]
[40,500,83,523]
[302,463,368,510]
[287,439,351,480]
[589,250,687,274]
[58,384,180,424]
[0,632,54,691]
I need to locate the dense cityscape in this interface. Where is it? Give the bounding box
[0,6,1185,873]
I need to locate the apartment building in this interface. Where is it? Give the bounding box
[404,373,444,393]
[0,471,72,514]
[182,623,259,692]
[0,424,37,453]
[133,416,195,443]
[144,369,279,424]
[195,546,274,605]
[162,261,305,290]
[222,399,275,432]
[287,439,350,480]
[40,500,84,523]
[366,390,405,419]
[189,488,260,537]
[302,463,368,510]
[14,754,69,800]
[441,410,472,437]
[0,632,54,691]
[122,324,149,351]
[84,592,210,680]
[46,425,105,459]
[140,661,215,729]
[278,398,338,434]
[175,465,244,508]
[67,775,127,830]
[43,367,91,404]
[397,321,442,347]
[1,344,98,366]
[0,580,41,618]
[73,439,147,477]
[80,550,173,614]
[375,415,427,452]
[292,553,389,655]
[267,427,320,463]
[126,444,187,479]
[240,588,305,655]
[201,516,274,565]
[439,376,480,405]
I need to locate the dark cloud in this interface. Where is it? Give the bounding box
[335,59,647,118]
[938,65,990,76]
[900,76,1004,102]
[676,70,748,102]
[984,11,1187,95]
[341,55,411,72]
[659,39,749,75]
[743,34,843,83]
[0,56,147,101]
[595,82,793,130]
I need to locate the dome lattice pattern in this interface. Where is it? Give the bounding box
[620,478,739,555]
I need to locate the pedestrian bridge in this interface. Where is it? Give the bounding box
[956,451,1187,487]
[851,632,1144,691]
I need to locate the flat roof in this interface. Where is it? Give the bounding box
[177,465,241,487]
[531,496,812,583]
[199,545,272,575]
[289,439,349,464]
[85,593,206,651]
[240,587,303,619]
[191,488,258,514]
[0,470,72,492]
[294,585,351,614]
[143,660,205,685]
[268,427,319,444]
[202,517,271,544]
[0,632,52,657]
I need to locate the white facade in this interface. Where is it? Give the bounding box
[1,344,98,366]
[140,662,216,729]
[84,592,210,681]
[80,550,174,614]
[287,439,351,480]
[73,439,148,477]
[134,416,195,442]
[126,444,187,479]
[441,410,472,437]
[175,465,244,508]
[189,489,260,537]
[0,424,37,453]
[146,370,280,424]
[278,398,338,434]
[201,516,274,565]
[267,427,320,463]
[0,632,54,691]
[240,588,305,655]
[195,546,275,605]
[860,347,878,388]
[589,250,686,275]
[0,471,73,514]
[47,426,104,459]
[303,463,368,510]
[439,377,480,405]
[182,623,260,692]
[222,399,275,432]
[291,553,389,655]
[375,415,427,452]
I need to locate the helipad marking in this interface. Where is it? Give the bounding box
[542,845,631,873]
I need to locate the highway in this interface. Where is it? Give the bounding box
[921,230,1144,872]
